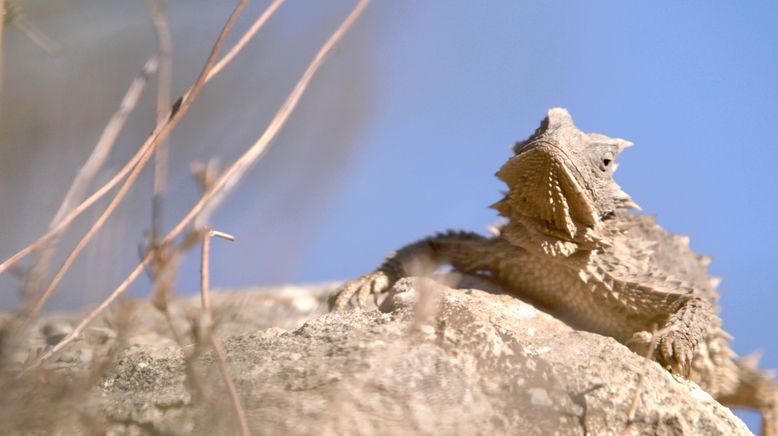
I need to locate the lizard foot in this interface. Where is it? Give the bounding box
[656,328,696,377]
[329,271,393,311]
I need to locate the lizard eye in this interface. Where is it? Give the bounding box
[600,152,614,171]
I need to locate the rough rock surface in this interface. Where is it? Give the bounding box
[4,279,752,435]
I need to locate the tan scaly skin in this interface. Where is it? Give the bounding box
[331,108,778,435]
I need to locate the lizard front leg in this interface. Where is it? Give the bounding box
[330,231,488,311]
[654,296,718,377]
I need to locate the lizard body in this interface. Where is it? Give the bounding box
[332,108,777,434]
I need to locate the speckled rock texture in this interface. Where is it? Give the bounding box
[3,279,752,435]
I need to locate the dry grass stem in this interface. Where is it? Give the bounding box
[210,230,236,242]
[210,334,249,435]
[18,0,250,320]
[199,229,235,312]
[144,2,174,346]
[623,324,664,435]
[19,254,152,377]
[162,304,186,346]
[0,0,285,277]
[7,3,59,54]
[200,233,212,313]
[199,229,248,435]
[192,0,369,227]
[22,0,367,373]
[147,0,173,240]
[52,57,160,228]
[207,0,286,81]
[16,56,159,324]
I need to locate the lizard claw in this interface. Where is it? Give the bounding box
[656,328,695,377]
[330,271,393,311]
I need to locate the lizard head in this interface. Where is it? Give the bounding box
[492,108,639,256]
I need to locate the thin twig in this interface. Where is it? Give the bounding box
[207,0,286,81]
[210,336,249,435]
[54,57,161,227]
[8,3,59,54]
[23,0,368,374]
[210,230,235,242]
[200,233,211,314]
[0,0,286,277]
[199,228,235,312]
[199,229,246,435]
[623,324,667,434]
[146,0,173,241]
[193,0,370,227]
[15,57,159,323]
[21,0,250,320]
[0,141,143,276]
[19,254,152,377]
[144,1,174,335]
[162,304,186,346]
[147,241,187,346]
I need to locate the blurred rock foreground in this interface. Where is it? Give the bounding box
[4,278,751,435]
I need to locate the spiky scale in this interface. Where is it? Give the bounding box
[700,256,713,268]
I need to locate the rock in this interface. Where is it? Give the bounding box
[2,279,752,435]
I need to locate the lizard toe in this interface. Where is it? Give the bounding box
[355,277,375,308]
[330,276,368,311]
[331,272,393,311]
[657,330,694,377]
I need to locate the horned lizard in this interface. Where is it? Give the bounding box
[331,108,777,435]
